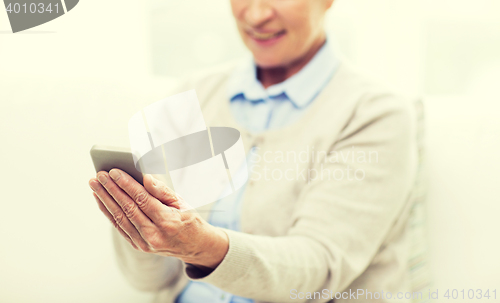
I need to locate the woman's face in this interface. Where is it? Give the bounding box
[230,0,333,68]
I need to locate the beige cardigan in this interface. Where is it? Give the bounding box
[112,61,421,303]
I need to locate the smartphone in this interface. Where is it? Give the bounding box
[90,145,144,185]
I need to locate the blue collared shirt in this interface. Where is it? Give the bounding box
[175,39,340,303]
[227,39,340,133]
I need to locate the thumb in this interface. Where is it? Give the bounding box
[143,174,193,211]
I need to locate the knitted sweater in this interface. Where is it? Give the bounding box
[112,61,422,303]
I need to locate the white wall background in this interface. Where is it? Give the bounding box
[0,0,499,302]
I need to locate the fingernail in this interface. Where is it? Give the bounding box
[149,175,157,186]
[89,180,99,191]
[97,175,107,185]
[109,169,121,181]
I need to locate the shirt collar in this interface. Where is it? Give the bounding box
[227,38,339,108]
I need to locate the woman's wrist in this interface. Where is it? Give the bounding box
[182,223,229,270]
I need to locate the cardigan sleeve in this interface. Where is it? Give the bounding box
[184,93,418,302]
[112,227,183,292]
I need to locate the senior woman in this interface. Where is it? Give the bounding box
[89,0,423,302]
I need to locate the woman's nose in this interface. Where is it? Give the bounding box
[244,0,274,27]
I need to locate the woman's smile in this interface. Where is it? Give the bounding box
[245,29,287,46]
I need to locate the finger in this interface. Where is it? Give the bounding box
[89,178,150,251]
[93,192,138,250]
[144,174,192,211]
[96,171,157,229]
[108,169,174,224]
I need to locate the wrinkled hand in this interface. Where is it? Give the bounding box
[89,169,228,270]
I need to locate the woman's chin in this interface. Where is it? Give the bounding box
[253,56,289,69]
